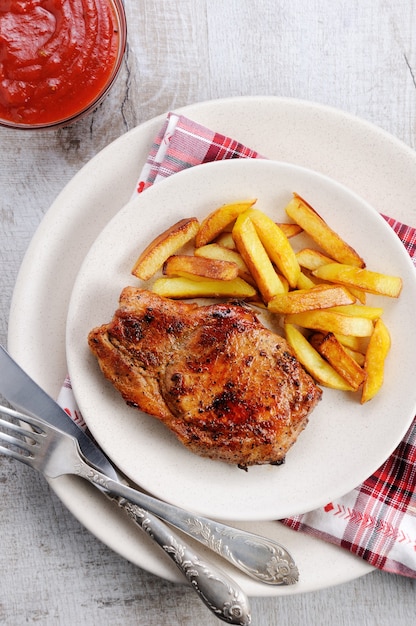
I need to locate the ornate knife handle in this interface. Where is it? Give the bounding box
[77,462,298,586]
[120,500,251,625]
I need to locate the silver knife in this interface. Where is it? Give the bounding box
[0,345,117,478]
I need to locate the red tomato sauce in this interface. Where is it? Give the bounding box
[0,0,123,126]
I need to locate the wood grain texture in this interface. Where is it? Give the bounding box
[1,1,416,624]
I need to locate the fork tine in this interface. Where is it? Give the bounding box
[0,415,42,441]
[0,442,36,467]
[0,406,46,468]
[0,427,38,470]
[0,404,47,433]
[0,418,38,452]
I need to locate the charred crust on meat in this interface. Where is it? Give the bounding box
[143,309,155,324]
[211,307,233,319]
[270,457,285,466]
[166,319,185,334]
[88,288,322,468]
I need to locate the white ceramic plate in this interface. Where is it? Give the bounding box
[10,96,416,594]
[66,158,416,522]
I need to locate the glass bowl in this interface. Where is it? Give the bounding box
[0,0,127,130]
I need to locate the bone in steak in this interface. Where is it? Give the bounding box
[88,287,322,467]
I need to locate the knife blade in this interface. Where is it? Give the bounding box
[0,345,118,480]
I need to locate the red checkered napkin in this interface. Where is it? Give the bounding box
[59,112,416,578]
[134,113,416,578]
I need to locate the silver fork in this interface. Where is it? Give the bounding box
[0,404,251,625]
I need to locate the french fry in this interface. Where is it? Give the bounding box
[296,271,317,290]
[309,332,366,390]
[343,346,366,367]
[361,318,391,403]
[285,194,365,268]
[232,212,286,302]
[348,288,367,305]
[194,243,254,284]
[296,249,366,304]
[312,263,403,298]
[163,254,239,281]
[326,304,383,320]
[215,232,237,249]
[276,273,290,292]
[267,284,355,315]
[132,217,199,281]
[246,209,301,288]
[334,333,365,351]
[151,276,256,299]
[285,310,374,336]
[195,200,257,247]
[284,324,354,390]
[296,248,335,271]
[277,223,303,238]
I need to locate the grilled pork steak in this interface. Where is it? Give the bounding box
[88,287,322,467]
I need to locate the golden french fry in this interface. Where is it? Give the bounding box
[195,243,244,264]
[277,273,290,292]
[163,254,239,281]
[151,276,256,299]
[267,284,355,315]
[132,217,199,281]
[312,263,403,298]
[194,243,253,284]
[285,310,374,336]
[285,194,365,268]
[326,304,383,320]
[296,249,365,303]
[246,209,301,288]
[195,200,257,247]
[295,249,366,303]
[361,318,391,403]
[347,287,367,305]
[232,212,286,302]
[296,248,335,270]
[284,324,354,390]
[277,223,303,238]
[215,232,237,249]
[343,346,366,367]
[296,248,370,302]
[296,271,317,290]
[334,333,365,351]
[309,332,366,390]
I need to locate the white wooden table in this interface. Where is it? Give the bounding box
[1,2,415,624]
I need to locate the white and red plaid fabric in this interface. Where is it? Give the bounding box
[60,112,416,578]
[135,113,262,195]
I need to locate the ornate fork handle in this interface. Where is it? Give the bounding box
[120,501,250,625]
[75,459,298,586]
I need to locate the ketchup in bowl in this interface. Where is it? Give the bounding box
[0,0,127,129]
